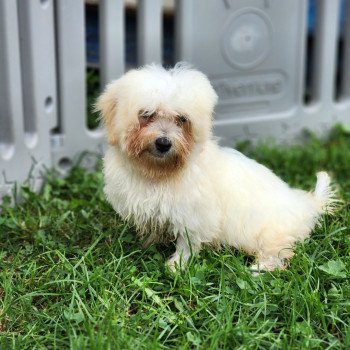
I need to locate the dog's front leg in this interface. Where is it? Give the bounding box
[166,234,200,272]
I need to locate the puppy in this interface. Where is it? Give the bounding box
[96,63,337,272]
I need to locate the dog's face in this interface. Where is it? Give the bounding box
[96,64,218,179]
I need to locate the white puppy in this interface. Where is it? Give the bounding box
[97,63,337,272]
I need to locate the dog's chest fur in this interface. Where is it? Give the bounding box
[103,147,220,244]
[106,173,186,243]
[104,149,194,242]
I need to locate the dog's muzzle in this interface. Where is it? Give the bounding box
[155,137,172,154]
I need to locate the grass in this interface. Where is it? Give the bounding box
[0,127,350,349]
[86,68,100,130]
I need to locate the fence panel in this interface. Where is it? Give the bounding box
[99,0,125,88]
[311,0,340,104]
[0,0,56,200]
[137,0,163,65]
[52,0,105,174]
[176,0,313,144]
[1,0,350,199]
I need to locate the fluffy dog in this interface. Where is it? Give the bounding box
[96,63,337,272]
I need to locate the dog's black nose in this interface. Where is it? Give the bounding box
[155,137,172,153]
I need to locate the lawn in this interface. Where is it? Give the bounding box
[0,128,349,349]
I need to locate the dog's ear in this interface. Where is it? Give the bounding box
[95,82,118,145]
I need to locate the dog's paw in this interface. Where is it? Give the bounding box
[250,256,287,276]
[249,264,263,277]
[166,253,187,272]
[166,260,178,273]
[166,253,181,272]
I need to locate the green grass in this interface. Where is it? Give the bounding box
[86,68,101,130]
[0,127,350,349]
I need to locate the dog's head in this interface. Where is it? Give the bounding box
[96,63,218,179]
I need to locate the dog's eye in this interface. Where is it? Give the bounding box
[177,115,188,124]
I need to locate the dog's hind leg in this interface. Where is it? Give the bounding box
[166,234,201,272]
[249,229,296,275]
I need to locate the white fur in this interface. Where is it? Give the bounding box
[98,63,336,273]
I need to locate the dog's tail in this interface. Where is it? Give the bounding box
[313,171,340,215]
